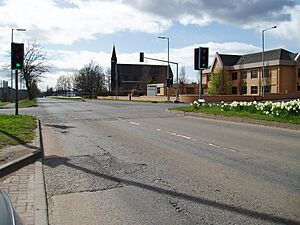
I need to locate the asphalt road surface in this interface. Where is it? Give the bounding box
[13,98,300,224]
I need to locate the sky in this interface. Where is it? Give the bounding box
[0,0,299,91]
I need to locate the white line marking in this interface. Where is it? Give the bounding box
[129,122,140,126]
[156,129,236,152]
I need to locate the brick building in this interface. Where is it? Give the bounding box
[202,48,300,96]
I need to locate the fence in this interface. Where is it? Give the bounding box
[179,91,300,103]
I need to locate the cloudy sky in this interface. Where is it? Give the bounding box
[0,0,299,91]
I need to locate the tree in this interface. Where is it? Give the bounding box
[56,74,73,95]
[207,70,231,95]
[46,86,54,96]
[179,66,190,94]
[21,42,50,100]
[105,68,111,92]
[74,60,106,98]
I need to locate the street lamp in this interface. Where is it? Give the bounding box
[11,28,26,88]
[158,36,170,101]
[262,26,276,97]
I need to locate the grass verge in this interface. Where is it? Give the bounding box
[172,106,300,124]
[0,102,9,107]
[19,99,37,107]
[49,96,84,101]
[0,114,37,149]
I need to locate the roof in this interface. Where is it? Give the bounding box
[219,48,297,66]
[111,45,117,61]
[219,54,241,66]
[117,64,173,77]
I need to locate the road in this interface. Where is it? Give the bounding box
[20,98,300,224]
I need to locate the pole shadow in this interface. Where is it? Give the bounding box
[0,129,39,150]
[44,155,300,225]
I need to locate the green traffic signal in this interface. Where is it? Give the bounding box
[11,43,24,70]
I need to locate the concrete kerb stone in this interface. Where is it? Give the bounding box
[35,159,48,225]
[34,119,49,225]
[166,109,300,131]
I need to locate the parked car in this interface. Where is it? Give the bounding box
[0,190,23,225]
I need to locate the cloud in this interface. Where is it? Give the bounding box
[0,0,170,46]
[0,0,299,47]
[272,5,300,46]
[122,0,296,27]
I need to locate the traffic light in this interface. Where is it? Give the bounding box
[140,52,144,62]
[11,43,24,70]
[167,66,173,87]
[194,47,209,70]
[200,47,209,69]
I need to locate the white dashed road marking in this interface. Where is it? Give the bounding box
[129,122,140,126]
[156,128,237,152]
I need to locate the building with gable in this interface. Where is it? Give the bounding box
[202,48,300,96]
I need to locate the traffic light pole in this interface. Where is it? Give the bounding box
[15,70,18,115]
[141,55,179,102]
[199,69,203,99]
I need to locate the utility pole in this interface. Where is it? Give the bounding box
[158,36,170,101]
[15,70,18,115]
[262,26,277,97]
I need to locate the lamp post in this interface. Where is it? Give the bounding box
[158,36,170,101]
[11,28,26,89]
[262,26,276,97]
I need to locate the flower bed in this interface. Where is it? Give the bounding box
[191,99,300,118]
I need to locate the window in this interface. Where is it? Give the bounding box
[298,85,300,91]
[251,86,258,94]
[232,87,237,95]
[232,72,237,80]
[263,68,270,78]
[251,70,258,79]
[241,71,247,79]
[241,86,247,95]
[157,88,160,94]
[298,69,300,78]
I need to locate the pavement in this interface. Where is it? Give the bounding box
[0,120,48,225]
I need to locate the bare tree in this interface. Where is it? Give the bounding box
[105,68,111,92]
[56,74,73,95]
[21,42,50,99]
[179,66,189,94]
[74,60,106,98]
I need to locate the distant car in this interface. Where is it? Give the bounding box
[0,190,23,225]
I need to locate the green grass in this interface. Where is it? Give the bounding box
[172,106,300,124]
[0,114,37,149]
[0,102,9,107]
[19,99,37,107]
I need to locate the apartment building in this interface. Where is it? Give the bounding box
[202,48,300,96]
